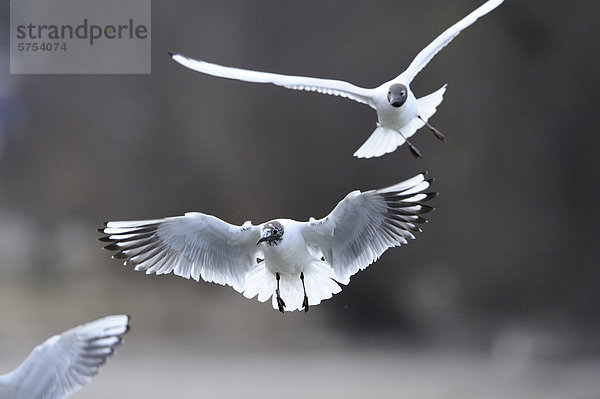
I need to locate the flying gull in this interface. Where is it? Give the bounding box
[0,315,129,399]
[100,173,435,312]
[170,0,504,158]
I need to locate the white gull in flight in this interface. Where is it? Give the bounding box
[0,315,129,399]
[100,173,435,312]
[170,0,504,158]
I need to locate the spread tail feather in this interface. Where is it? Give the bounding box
[243,261,342,312]
[353,126,405,159]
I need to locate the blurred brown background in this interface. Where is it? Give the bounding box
[1,0,599,398]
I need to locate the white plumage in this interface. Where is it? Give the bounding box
[100,173,436,312]
[0,315,129,399]
[170,0,504,158]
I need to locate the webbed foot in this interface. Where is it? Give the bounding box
[406,140,423,158]
[419,116,446,142]
[276,290,286,313]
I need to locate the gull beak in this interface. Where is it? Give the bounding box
[391,98,405,107]
[257,231,271,245]
[389,93,407,108]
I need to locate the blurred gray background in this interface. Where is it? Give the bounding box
[1,0,599,398]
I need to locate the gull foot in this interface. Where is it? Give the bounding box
[420,116,446,142]
[300,272,309,313]
[428,123,446,142]
[275,272,286,313]
[276,289,286,313]
[407,140,423,158]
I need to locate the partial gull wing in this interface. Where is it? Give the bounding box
[0,315,129,399]
[397,0,504,84]
[171,53,377,108]
[302,173,436,284]
[100,213,261,291]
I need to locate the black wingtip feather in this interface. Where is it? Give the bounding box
[383,192,434,202]
[111,251,129,259]
[415,204,435,214]
[103,243,122,251]
[386,211,428,224]
[168,51,175,57]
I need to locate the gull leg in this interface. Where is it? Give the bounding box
[398,131,423,158]
[275,272,286,313]
[419,116,446,142]
[300,272,309,313]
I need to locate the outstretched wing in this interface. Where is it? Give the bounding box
[171,53,377,108]
[301,173,436,284]
[100,213,262,291]
[0,315,129,399]
[397,0,504,84]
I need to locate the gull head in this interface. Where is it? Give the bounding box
[257,221,284,246]
[387,83,408,108]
